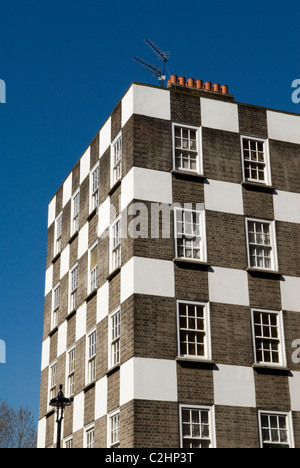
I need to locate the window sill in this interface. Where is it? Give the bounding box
[49,326,58,338]
[87,208,97,222]
[173,258,210,269]
[106,364,120,377]
[68,231,78,245]
[241,181,275,193]
[83,382,95,393]
[85,289,97,303]
[252,364,290,375]
[171,169,206,181]
[67,309,77,321]
[246,267,281,278]
[52,252,61,265]
[107,267,121,282]
[176,357,216,369]
[108,179,121,197]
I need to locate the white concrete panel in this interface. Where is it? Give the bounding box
[41,337,50,371]
[120,358,177,406]
[100,117,111,158]
[45,264,53,296]
[120,358,135,406]
[208,267,249,306]
[78,222,89,259]
[204,179,244,215]
[95,377,108,420]
[97,282,109,323]
[73,392,85,433]
[37,418,46,448]
[289,372,300,411]
[57,321,67,358]
[273,190,300,224]
[76,303,87,342]
[201,98,239,133]
[267,111,300,145]
[97,197,110,238]
[213,365,256,407]
[121,257,175,303]
[280,276,300,312]
[60,244,70,279]
[133,84,171,121]
[80,146,90,184]
[121,85,134,128]
[62,173,72,208]
[48,196,56,228]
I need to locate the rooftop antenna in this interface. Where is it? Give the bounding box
[134,39,170,87]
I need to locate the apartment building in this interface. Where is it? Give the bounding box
[38,76,300,448]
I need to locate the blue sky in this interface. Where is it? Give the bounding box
[0,0,299,423]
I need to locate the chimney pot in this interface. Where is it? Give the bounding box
[187,78,195,88]
[170,75,177,85]
[221,85,229,94]
[196,79,203,89]
[178,76,186,86]
[212,83,220,93]
[204,81,212,91]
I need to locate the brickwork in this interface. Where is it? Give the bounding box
[38,81,300,449]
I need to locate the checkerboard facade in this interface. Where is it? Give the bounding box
[38,81,300,448]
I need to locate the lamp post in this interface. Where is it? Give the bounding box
[49,384,72,449]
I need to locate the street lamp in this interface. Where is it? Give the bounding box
[50,384,72,449]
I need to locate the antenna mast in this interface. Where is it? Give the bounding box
[134,39,170,87]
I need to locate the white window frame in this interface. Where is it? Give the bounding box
[84,424,95,449]
[107,409,120,448]
[66,345,76,398]
[179,404,216,449]
[108,308,121,369]
[54,212,63,256]
[64,436,73,449]
[51,283,60,330]
[245,218,278,272]
[110,216,121,273]
[258,410,294,448]
[71,188,80,236]
[49,361,57,410]
[172,123,203,174]
[111,131,122,188]
[177,301,211,362]
[86,328,97,385]
[251,308,286,368]
[88,242,98,295]
[174,207,207,263]
[69,263,78,314]
[90,163,100,213]
[241,136,271,186]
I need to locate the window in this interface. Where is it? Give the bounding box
[109,309,121,368]
[49,362,57,404]
[177,301,211,361]
[71,189,80,235]
[173,124,201,173]
[251,309,286,367]
[87,330,96,384]
[259,411,294,448]
[85,426,95,449]
[64,437,73,449]
[241,137,271,185]
[89,243,98,293]
[110,217,121,272]
[246,219,278,271]
[90,164,100,211]
[108,410,120,448]
[54,213,63,256]
[180,405,216,448]
[111,133,122,186]
[175,207,206,262]
[67,347,76,397]
[69,264,78,312]
[52,284,60,329]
